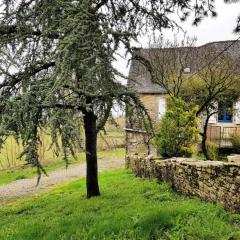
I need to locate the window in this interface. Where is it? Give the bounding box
[218,102,233,123]
[184,67,191,74]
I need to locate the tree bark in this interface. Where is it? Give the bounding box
[201,123,209,160]
[201,111,216,160]
[84,111,100,198]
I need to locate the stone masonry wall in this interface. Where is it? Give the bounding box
[126,155,240,213]
[125,131,156,157]
[139,94,159,127]
[126,94,167,157]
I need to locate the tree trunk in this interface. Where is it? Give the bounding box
[84,111,100,198]
[201,114,212,160]
[201,130,208,160]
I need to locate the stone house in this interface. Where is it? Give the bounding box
[126,40,240,157]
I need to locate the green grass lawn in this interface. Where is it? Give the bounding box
[0,148,125,186]
[0,170,239,240]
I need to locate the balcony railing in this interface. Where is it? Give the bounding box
[207,125,240,147]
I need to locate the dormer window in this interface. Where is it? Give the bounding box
[184,67,191,74]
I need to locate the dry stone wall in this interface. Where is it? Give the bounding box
[126,155,240,213]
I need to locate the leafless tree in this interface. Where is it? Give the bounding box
[133,37,196,97]
[182,46,240,158]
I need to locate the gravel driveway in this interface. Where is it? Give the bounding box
[0,157,124,197]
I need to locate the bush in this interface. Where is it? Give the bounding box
[230,135,240,154]
[155,97,200,158]
[206,142,219,160]
[181,146,198,158]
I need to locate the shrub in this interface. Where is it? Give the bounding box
[181,146,198,158]
[230,135,240,154]
[155,97,200,158]
[206,142,219,160]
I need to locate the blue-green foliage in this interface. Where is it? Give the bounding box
[0,170,239,240]
[155,97,200,157]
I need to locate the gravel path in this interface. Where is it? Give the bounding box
[0,157,124,197]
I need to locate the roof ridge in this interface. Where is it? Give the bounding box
[198,39,240,48]
[138,39,240,51]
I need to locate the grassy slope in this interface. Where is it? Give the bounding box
[0,170,239,240]
[0,148,124,186]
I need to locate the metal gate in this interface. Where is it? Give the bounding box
[207,126,240,147]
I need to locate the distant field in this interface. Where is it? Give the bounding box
[0,117,125,170]
[0,170,239,240]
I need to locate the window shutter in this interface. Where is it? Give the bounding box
[234,100,240,124]
[209,114,217,124]
[158,98,166,119]
[209,103,218,124]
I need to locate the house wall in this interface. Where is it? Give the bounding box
[125,93,167,157]
[126,94,240,157]
[139,94,167,127]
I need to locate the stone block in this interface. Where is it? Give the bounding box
[227,155,240,164]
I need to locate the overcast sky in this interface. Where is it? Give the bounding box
[113,1,240,78]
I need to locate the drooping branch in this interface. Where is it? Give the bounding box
[96,103,113,133]
[0,25,60,39]
[94,0,109,11]
[0,61,55,89]
[40,103,87,114]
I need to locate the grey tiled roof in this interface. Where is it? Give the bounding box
[128,40,240,94]
[127,56,168,94]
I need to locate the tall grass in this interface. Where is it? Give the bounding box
[0,134,62,170]
[0,117,125,170]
